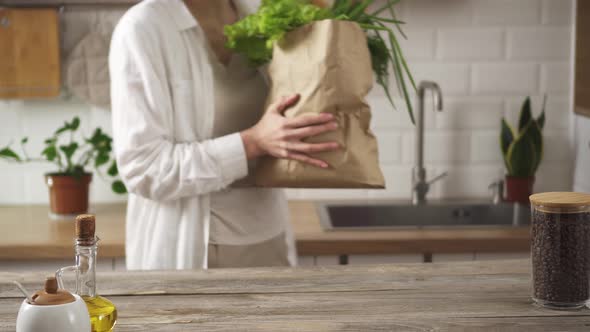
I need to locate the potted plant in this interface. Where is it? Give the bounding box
[500,96,546,204]
[0,116,126,216]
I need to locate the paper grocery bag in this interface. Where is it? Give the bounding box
[255,19,385,188]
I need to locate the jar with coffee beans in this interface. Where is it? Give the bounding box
[530,192,590,309]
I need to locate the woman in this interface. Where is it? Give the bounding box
[109,0,339,270]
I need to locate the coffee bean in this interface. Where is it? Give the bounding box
[531,209,590,306]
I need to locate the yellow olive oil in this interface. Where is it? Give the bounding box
[83,295,117,332]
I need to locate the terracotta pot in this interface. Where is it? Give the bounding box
[505,175,535,204]
[45,173,92,215]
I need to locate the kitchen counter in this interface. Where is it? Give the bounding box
[0,202,530,260]
[0,259,588,331]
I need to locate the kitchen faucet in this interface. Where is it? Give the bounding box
[412,81,446,205]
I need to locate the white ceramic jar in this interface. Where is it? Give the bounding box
[16,293,91,332]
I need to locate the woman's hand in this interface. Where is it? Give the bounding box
[240,94,340,168]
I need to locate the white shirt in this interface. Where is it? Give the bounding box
[206,35,287,245]
[109,0,294,270]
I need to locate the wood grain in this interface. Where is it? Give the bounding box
[0,8,60,98]
[1,260,588,331]
[0,202,531,260]
[576,0,590,118]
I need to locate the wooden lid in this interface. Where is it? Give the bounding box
[75,214,95,245]
[529,192,590,208]
[30,276,75,305]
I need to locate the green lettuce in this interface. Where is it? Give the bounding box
[225,0,416,122]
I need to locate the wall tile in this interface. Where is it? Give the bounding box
[374,131,402,164]
[535,162,574,192]
[23,163,54,204]
[471,131,502,162]
[0,105,21,140]
[541,62,572,94]
[402,132,472,164]
[410,63,471,95]
[19,100,91,155]
[473,0,541,26]
[368,96,432,130]
[403,0,474,27]
[397,28,436,61]
[367,165,413,199]
[508,28,571,60]
[0,164,26,204]
[472,63,539,95]
[436,98,504,129]
[505,95,569,130]
[541,0,574,25]
[438,28,504,60]
[433,165,504,199]
[0,0,577,204]
[543,133,574,162]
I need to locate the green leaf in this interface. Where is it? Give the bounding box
[59,143,79,160]
[506,123,538,177]
[95,152,109,168]
[41,146,57,161]
[537,94,547,130]
[371,0,401,16]
[500,118,515,172]
[111,180,127,194]
[537,111,545,131]
[349,0,373,20]
[500,118,514,155]
[0,147,21,161]
[527,121,543,174]
[518,97,532,132]
[107,161,119,177]
[20,137,28,144]
[55,126,69,136]
[70,117,80,131]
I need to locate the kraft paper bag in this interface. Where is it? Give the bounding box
[254,19,385,188]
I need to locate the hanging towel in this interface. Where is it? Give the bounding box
[65,32,111,109]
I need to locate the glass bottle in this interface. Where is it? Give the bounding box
[56,214,117,332]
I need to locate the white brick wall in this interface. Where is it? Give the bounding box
[0,0,575,204]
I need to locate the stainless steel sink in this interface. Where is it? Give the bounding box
[317,201,530,230]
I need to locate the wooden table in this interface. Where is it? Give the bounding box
[0,202,530,260]
[1,260,588,331]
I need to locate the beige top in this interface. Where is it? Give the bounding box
[208,51,288,245]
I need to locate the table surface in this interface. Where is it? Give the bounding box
[0,201,531,259]
[1,259,588,331]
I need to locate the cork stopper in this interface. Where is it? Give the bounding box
[75,214,96,245]
[30,276,75,305]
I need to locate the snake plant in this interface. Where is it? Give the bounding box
[500,96,546,177]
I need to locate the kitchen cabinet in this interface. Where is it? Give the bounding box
[0,8,60,98]
[2,259,588,330]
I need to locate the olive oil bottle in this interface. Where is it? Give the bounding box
[57,214,117,331]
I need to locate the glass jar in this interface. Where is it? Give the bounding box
[530,192,590,309]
